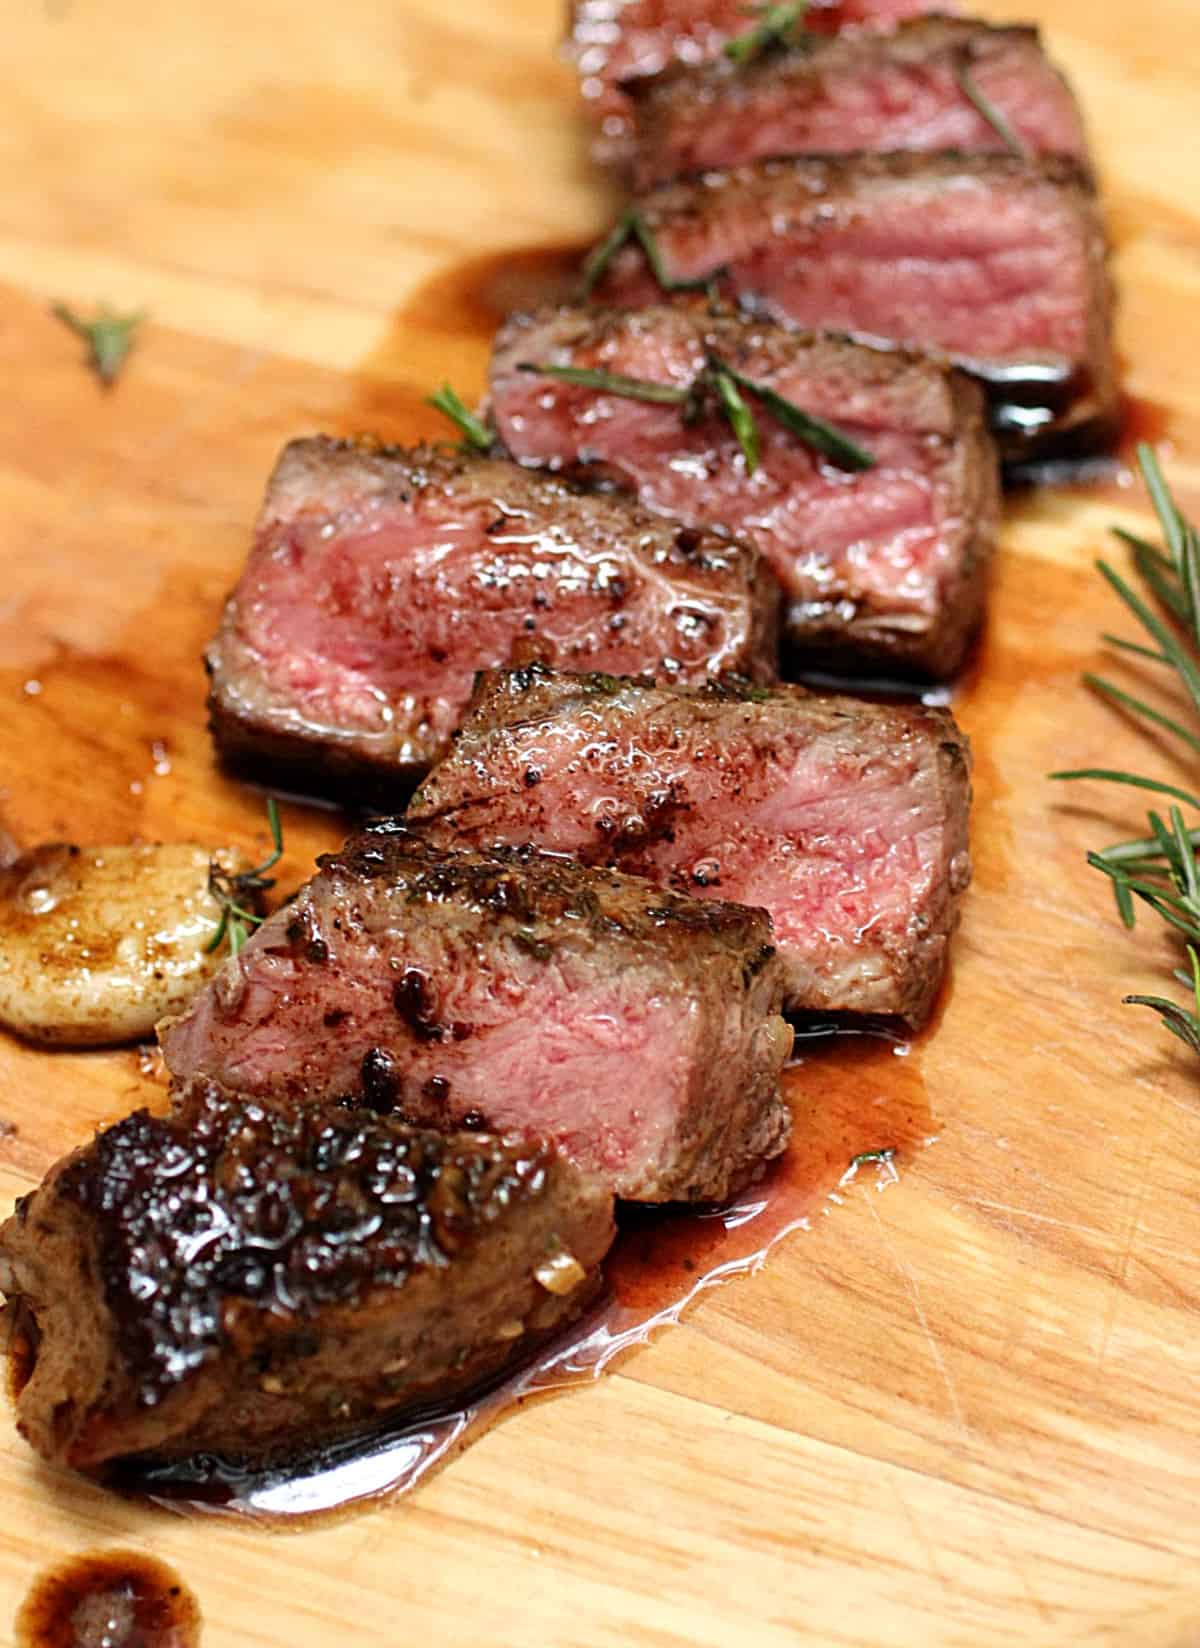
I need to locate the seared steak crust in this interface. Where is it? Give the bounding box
[160,826,793,1203]
[627,18,1090,190]
[592,152,1117,461]
[490,305,999,676]
[207,437,779,804]
[411,667,971,1027]
[0,1082,613,1469]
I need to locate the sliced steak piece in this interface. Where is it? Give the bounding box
[0,1082,613,1469]
[207,437,778,804]
[590,153,1117,462]
[627,18,1090,190]
[160,827,793,1204]
[410,668,971,1027]
[491,305,998,676]
[569,0,935,162]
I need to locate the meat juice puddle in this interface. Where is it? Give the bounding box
[118,1025,935,1523]
[15,1552,200,1648]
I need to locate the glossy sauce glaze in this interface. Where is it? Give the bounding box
[115,1025,934,1522]
[15,1552,200,1648]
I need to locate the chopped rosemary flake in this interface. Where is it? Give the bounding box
[205,799,284,958]
[427,384,494,451]
[711,365,760,474]
[954,53,1028,160]
[850,1149,896,1169]
[579,207,712,300]
[1053,444,1200,1058]
[724,1,808,66]
[515,362,690,406]
[52,301,144,387]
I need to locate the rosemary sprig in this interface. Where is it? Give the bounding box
[954,52,1027,160]
[205,799,284,959]
[516,356,874,477]
[52,301,145,386]
[427,384,494,452]
[1052,443,1200,1055]
[724,1,808,66]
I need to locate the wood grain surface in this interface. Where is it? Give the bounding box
[4,1,1200,1643]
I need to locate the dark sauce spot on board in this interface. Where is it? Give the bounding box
[15,1551,200,1648]
[110,1023,936,1525]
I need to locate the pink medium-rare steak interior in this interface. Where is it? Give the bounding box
[410,670,972,1028]
[207,437,778,795]
[601,155,1096,363]
[593,154,1117,458]
[569,0,936,156]
[490,307,998,675]
[160,827,792,1204]
[628,19,1089,191]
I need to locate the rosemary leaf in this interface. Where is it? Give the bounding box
[1050,768,1200,810]
[629,212,713,295]
[1172,807,1200,902]
[1127,539,1192,624]
[712,366,761,473]
[52,301,144,387]
[515,362,689,406]
[427,385,494,452]
[1141,446,1188,569]
[1123,994,1200,1054]
[1081,673,1200,757]
[954,54,1027,159]
[1096,825,1200,865]
[1099,632,1171,666]
[580,209,638,300]
[1094,558,1200,715]
[724,1,808,66]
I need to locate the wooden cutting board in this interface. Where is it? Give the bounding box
[3,1,1200,1642]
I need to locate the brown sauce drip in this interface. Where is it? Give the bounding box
[1118,392,1172,455]
[113,1023,934,1524]
[15,1552,200,1648]
[395,243,586,338]
[349,242,587,438]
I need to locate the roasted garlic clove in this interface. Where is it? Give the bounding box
[0,843,249,1047]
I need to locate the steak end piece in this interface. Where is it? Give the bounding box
[491,305,999,677]
[568,0,936,162]
[0,1083,614,1470]
[410,667,972,1029]
[160,827,793,1204]
[207,437,779,804]
[626,18,1091,190]
[591,153,1117,462]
